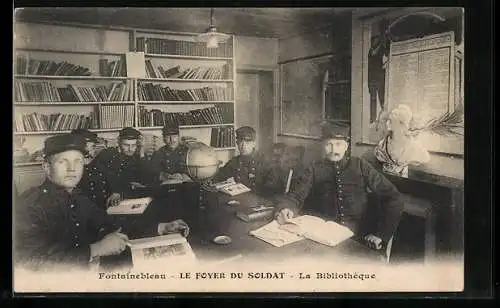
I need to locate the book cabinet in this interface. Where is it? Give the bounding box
[13,22,237,193]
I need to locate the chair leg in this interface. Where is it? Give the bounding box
[385,236,394,263]
[424,213,436,264]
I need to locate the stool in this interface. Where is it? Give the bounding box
[400,194,436,264]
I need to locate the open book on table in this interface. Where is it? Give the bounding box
[250,215,354,248]
[214,177,251,196]
[128,233,197,269]
[106,197,152,215]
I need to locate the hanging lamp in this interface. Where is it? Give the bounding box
[196,8,230,49]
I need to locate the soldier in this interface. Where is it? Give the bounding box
[14,134,129,271]
[213,126,273,194]
[149,124,188,184]
[71,129,111,209]
[275,123,405,251]
[93,127,153,206]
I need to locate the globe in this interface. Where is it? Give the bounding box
[183,141,222,182]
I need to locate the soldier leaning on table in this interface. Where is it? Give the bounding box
[275,122,405,251]
[14,134,129,271]
[213,126,275,195]
[149,124,189,185]
[92,127,154,206]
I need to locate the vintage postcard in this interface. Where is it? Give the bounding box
[13,7,467,294]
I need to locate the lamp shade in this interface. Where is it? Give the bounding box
[196,26,230,48]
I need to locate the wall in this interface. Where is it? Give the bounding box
[276,16,351,165]
[235,36,278,69]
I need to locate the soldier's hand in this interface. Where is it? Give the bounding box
[158,219,190,237]
[275,208,295,225]
[364,234,383,250]
[106,193,121,208]
[91,227,129,257]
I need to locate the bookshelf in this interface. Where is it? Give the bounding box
[13,23,237,183]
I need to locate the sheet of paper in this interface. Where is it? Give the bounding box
[249,220,304,247]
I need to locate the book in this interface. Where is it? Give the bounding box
[214,177,251,196]
[125,52,146,78]
[279,215,354,247]
[236,204,275,222]
[128,233,197,269]
[106,197,152,215]
[249,220,305,248]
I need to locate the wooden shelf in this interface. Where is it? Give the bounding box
[16,47,124,56]
[14,101,135,106]
[213,147,236,151]
[138,78,233,83]
[14,161,43,167]
[14,128,122,135]
[144,53,232,61]
[14,75,129,81]
[139,124,234,130]
[137,100,233,104]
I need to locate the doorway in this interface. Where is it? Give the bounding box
[235,69,276,155]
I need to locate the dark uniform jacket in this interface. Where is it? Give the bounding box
[280,156,404,244]
[14,180,118,271]
[214,152,272,195]
[76,160,111,209]
[93,147,153,197]
[149,145,187,182]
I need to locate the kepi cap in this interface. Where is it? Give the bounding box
[71,128,99,143]
[320,121,350,141]
[236,126,256,141]
[162,124,180,136]
[119,127,141,140]
[43,134,88,157]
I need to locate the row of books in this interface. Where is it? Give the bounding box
[136,37,232,58]
[98,59,127,77]
[138,83,232,101]
[16,56,91,76]
[97,105,135,129]
[145,62,230,80]
[14,112,95,132]
[137,106,233,127]
[14,80,133,102]
[210,127,235,148]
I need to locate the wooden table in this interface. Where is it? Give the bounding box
[102,183,381,269]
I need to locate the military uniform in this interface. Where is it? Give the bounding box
[280,124,404,245]
[72,129,111,209]
[14,134,118,271]
[149,125,187,182]
[92,128,153,197]
[213,126,273,195]
[150,146,187,177]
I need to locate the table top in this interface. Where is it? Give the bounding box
[106,183,382,267]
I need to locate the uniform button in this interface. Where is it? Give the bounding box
[90,182,95,186]
[70,204,75,208]
[75,243,80,247]
[92,194,96,198]
[42,189,48,193]
[89,172,92,176]
[90,187,95,191]
[339,197,343,200]
[339,190,343,193]
[75,223,80,227]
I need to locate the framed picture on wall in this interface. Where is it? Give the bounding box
[279,55,333,139]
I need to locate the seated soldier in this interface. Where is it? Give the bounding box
[71,129,111,209]
[92,127,153,206]
[14,134,129,271]
[275,123,405,252]
[213,126,273,195]
[149,124,189,185]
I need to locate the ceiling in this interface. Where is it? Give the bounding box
[14,8,361,39]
